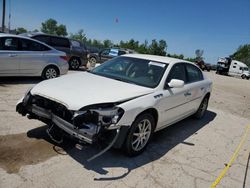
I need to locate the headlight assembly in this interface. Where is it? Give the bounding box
[72,107,124,129]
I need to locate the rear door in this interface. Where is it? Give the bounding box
[184,64,205,112]
[0,37,20,75]
[18,38,51,75]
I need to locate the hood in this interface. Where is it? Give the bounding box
[31,72,153,110]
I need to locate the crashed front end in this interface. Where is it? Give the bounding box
[16,90,128,160]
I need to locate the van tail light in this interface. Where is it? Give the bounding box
[60,56,69,62]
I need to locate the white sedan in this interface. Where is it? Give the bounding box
[17,54,212,159]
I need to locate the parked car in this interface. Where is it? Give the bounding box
[87,48,136,67]
[0,33,68,79]
[20,33,88,70]
[17,54,212,159]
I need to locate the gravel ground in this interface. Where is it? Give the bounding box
[0,71,249,188]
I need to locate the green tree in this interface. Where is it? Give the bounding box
[56,24,67,36]
[16,27,27,34]
[70,29,87,42]
[232,44,250,67]
[148,39,167,56]
[103,39,113,48]
[41,18,67,36]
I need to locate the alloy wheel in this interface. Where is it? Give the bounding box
[131,119,152,151]
[45,68,57,79]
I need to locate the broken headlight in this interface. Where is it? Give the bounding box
[72,107,124,129]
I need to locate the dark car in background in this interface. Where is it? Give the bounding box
[20,33,88,70]
[87,48,136,66]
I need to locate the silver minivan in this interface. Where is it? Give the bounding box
[0,34,68,79]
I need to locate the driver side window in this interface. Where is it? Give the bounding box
[165,63,187,87]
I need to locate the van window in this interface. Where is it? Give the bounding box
[51,37,70,48]
[33,35,50,44]
[233,66,236,68]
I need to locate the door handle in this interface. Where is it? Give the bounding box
[9,54,17,57]
[184,92,191,97]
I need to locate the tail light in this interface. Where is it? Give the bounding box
[60,56,69,62]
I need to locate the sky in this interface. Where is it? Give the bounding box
[3,0,250,64]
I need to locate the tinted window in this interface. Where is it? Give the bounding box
[51,37,70,48]
[118,50,126,55]
[101,49,110,56]
[33,35,50,44]
[20,39,50,51]
[185,64,203,83]
[71,40,81,47]
[0,37,18,50]
[166,64,187,84]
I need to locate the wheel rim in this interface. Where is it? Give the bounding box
[132,119,152,151]
[200,98,208,116]
[89,58,96,67]
[71,59,80,69]
[45,68,57,79]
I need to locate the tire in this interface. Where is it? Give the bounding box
[194,96,209,119]
[69,57,81,70]
[42,66,59,80]
[242,74,246,79]
[89,57,97,68]
[124,113,155,156]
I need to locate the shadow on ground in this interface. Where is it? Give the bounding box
[27,110,216,180]
[0,77,42,87]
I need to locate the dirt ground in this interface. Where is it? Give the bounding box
[0,71,249,188]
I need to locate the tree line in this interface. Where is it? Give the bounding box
[15,18,250,66]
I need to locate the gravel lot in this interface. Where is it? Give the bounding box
[0,71,249,188]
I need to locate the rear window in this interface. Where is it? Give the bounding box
[33,35,50,44]
[51,37,70,48]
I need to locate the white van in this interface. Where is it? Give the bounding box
[228,60,250,79]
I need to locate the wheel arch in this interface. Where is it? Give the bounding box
[42,64,60,78]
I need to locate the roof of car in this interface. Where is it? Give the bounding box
[123,54,193,64]
[0,33,35,40]
[20,32,68,39]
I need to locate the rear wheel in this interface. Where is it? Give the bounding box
[124,113,155,156]
[194,96,209,119]
[89,57,97,67]
[42,66,59,80]
[69,57,81,70]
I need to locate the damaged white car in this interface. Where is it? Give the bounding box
[17,54,212,160]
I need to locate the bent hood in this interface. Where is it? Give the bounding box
[31,72,153,110]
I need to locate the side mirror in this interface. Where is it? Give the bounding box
[168,79,184,88]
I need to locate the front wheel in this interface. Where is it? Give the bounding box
[194,96,209,119]
[242,74,246,79]
[124,113,155,156]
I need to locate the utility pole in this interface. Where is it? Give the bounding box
[2,0,6,32]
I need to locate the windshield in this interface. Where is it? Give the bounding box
[91,56,168,88]
[243,67,249,71]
